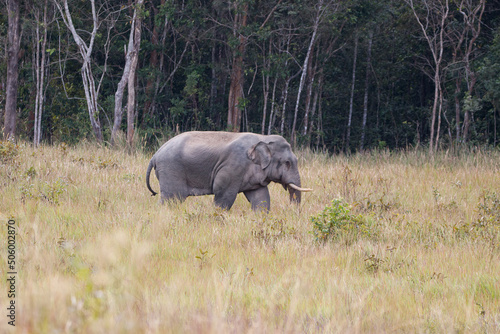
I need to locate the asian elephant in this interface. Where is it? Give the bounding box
[146,131,311,211]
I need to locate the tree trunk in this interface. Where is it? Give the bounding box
[435,86,443,152]
[267,77,278,135]
[280,76,291,136]
[127,0,143,148]
[279,34,292,136]
[429,70,440,152]
[142,2,160,118]
[315,88,324,150]
[461,0,485,143]
[55,0,103,142]
[111,41,132,144]
[360,29,373,151]
[111,0,143,145]
[454,78,461,143]
[291,0,323,146]
[494,104,498,147]
[227,2,248,132]
[261,57,270,134]
[4,0,21,140]
[34,0,49,147]
[345,31,358,152]
[307,73,322,146]
[302,45,317,137]
[210,43,218,122]
[406,0,449,154]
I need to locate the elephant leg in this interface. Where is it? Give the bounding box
[157,172,188,204]
[212,170,241,210]
[213,189,238,210]
[244,187,270,212]
[160,191,187,205]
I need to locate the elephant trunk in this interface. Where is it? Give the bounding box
[285,171,312,204]
[289,184,302,204]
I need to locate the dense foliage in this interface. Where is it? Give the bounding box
[1,0,500,151]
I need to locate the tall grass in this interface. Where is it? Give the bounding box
[1,142,499,333]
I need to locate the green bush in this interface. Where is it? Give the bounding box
[453,191,500,242]
[20,179,67,205]
[477,191,500,228]
[0,140,19,163]
[311,199,376,243]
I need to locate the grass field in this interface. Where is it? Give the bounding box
[1,140,499,333]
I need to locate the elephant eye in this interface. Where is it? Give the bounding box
[285,161,291,169]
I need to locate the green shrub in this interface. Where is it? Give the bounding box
[20,179,67,205]
[311,199,376,243]
[476,191,500,228]
[453,191,500,242]
[0,140,19,163]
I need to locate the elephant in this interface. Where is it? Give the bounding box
[146,131,312,211]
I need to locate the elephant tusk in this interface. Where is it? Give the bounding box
[288,183,313,192]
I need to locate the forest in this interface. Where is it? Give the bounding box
[2,0,500,152]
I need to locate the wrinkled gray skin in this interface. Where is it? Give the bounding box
[146,131,306,211]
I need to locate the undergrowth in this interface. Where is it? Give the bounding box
[311,199,377,244]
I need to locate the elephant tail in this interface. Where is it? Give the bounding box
[146,157,158,196]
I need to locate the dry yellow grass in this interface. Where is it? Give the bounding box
[1,141,499,333]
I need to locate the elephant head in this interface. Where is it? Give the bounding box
[247,139,312,204]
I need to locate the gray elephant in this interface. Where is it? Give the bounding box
[146,131,311,211]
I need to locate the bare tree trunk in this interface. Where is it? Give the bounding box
[34,0,49,147]
[454,78,461,143]
[406,0,449,155]
[227,2,248,132]
[261,53,270,134]
[149,5,173,119]
[142,1,161,118]
[316,88,324,150]
[4,0,21,140]
[345,31,359,152]
[227,50,246,131]
[267,77,278,135]
[302,45,317,136]
[33,9,41,145]
[360,29,373,151]
[460,0,486,143]
[210,43,218,121]
[127,0,143,148]
[291,0,323,146]
[307,73,322,146]
[280,76,291,136]
[494,103,498,147]
[111,0,143,145]
[279,34,292,136]
[111,41,132,144]
[430,70,440,152]
[55,0,103,142]
[435,86,443,152]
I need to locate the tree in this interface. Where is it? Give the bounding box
[111,0,144,146]
[445,0,486,144]
[225,0,283,132]
[405,0,450,154]
[291,0,331,146]
[458,0,486,143]
[226,0,249,132]
[54,0,103,142]
[345,31,358,152]
[4,0,21,140]
[360,29,373,151]
[478,28,500,146]
[33,0,52,147]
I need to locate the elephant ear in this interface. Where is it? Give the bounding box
[247,141,272,169]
